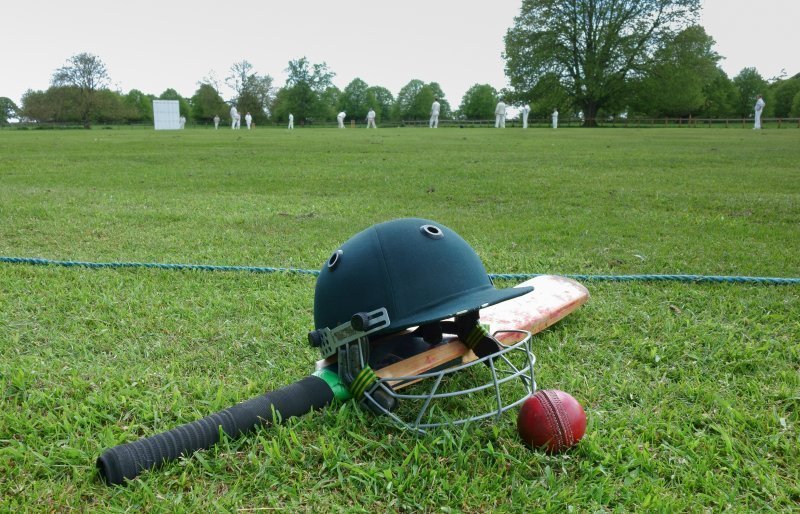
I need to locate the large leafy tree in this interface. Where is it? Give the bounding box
[272,57,336,123]
[770,76,800,118]
[698,68,737,118]
[504,0,700,126]
[365,86,394,121]
[732,67,769,118]
[285,57,335,93]
[51,52,111,128]
[123,89,155,122]
[92,89,131,124]
[191,83,228,122]
[458,84,498,120]
[20,89,51,122]
[339,78,370,121]
[0,97,19,125]
[21,87,81,123]
[628,25,720,117]
[529,72,573,117]
[394,80,451,121]
[320,86,341,121]
[791,90,800,117]
[394,79,424,120]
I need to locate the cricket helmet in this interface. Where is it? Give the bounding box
[312,217,532,336]
[309,218,537,433]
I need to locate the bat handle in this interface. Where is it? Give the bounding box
[97,375,334,485]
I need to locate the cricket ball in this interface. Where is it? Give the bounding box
[517,389,586,453]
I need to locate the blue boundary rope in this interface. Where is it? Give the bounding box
[0,256,319,276]
[2,256,798,285]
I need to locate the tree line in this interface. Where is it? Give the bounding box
[0,54,457,128]
[2,0,799,128]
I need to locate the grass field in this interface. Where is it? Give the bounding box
[1,127,798,511]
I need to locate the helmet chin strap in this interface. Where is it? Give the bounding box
[413,310,502,361]
[454,310,502,360]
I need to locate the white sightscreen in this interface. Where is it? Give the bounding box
[153,100,180,130]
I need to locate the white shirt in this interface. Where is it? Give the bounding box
[431,101,440,115]
[337,112,346,119]
[289,114,294,121]
[495,102,506,115]
[522,105,530,114]
[367,110,376,120]
[230,107,238,118]
[755,98,765,112]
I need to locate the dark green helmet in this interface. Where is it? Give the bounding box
[313,218,532,336]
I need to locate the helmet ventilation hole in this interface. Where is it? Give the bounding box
[328,249,343,270]
[420,224,444,240]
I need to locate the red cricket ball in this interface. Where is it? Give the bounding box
[517,389,586,453]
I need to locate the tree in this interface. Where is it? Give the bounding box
[51,52,110,128]
[285,57,335,93]
[21,87,81,123]
[0,97,19,125]
[394,80,450,121]
[504,0,701,126]
[226,60,255,99]
[628,25,720,117]
[771,76,800,118]
[790,90,800,118]
[732,67,768,118]
[226,60,275,122]
[459,84,498,120]
[427,83,452,118]
[365,86,394,121]
[273,57,337,123]
[273,82,316,123]
[394,79,424,120]
[340,78,370,121]
[123,89,155,123]
[92,89,130,124]
[530,72,574,117]
[320,87,341,121]
[698,68,737,118]
[20,89,51,122]
[244,75,275,122]
[191,83,228,123]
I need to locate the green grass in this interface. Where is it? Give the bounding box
[1,127,798,511]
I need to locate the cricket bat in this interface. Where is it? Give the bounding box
[97,275,588,485]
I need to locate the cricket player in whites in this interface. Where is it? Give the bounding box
[337,111,346,128]
[552,109,559,129]
[366,108,377,129]
[521,104,530,129]
[288,113,294,130]
[754,95,765,129]
[430,99,440,128]
[230,105,241,129]
[495,100,506,128]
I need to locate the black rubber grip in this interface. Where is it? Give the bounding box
[97,375,334,485]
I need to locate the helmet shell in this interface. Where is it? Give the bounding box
[313,218,532,334]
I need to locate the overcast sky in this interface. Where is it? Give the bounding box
[2,0,797,107]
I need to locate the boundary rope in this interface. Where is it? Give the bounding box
[2,256,798,285]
